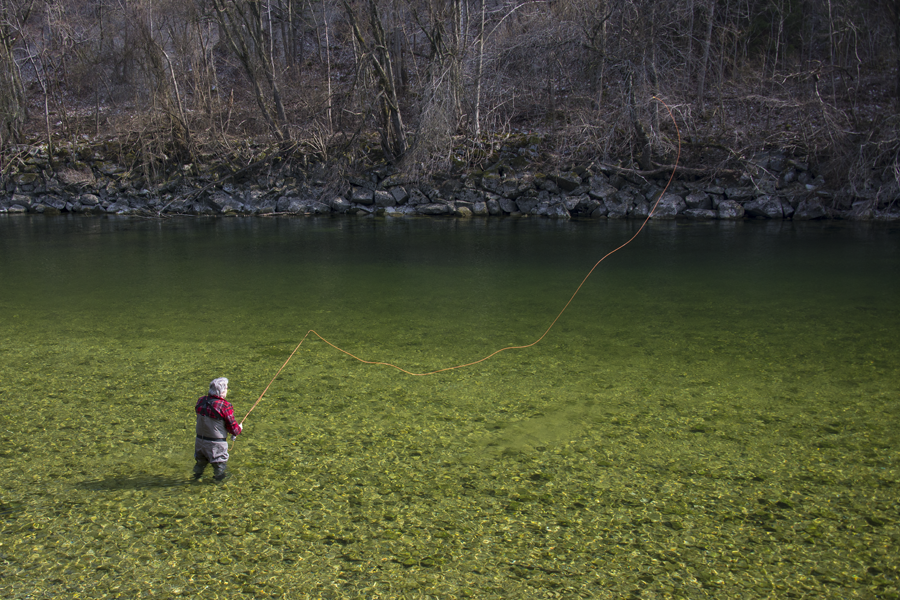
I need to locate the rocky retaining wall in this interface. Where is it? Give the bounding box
[2,146,899,221]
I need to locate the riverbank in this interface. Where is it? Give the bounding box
[2,140,899,221]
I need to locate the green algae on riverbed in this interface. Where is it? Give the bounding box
[1,216,898,599]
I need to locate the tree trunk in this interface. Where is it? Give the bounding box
[0,37,27,147]
[697,0,714,104]
[344,0,407,161]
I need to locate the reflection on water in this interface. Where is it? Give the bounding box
[1,215,898,599]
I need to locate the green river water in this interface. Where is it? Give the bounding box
[0,215,898,599]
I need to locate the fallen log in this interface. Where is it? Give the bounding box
[592,161,742,180]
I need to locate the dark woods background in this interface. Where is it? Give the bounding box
[1,0,898,196]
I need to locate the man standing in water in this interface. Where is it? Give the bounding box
[193,377,243,482]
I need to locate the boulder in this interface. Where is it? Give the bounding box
[548,171,583,192]
[276,195,306,213]
[570,195,602,216]
[605,187,637,218]
[630,199,651,219]
[350,186,374,205]
[793,199,828,220]
[849,201,875,220]
[516,197,539,214]
[717,199,745,219]
[328,196,352,213]
[78,193,100,206]
[382,204,416,216]
[685,191,712,210]
[10,193,32,207]
[651,193,686,219]
[57,166,95,187]
[455,188,484,204]
[498,198,518,214]
[725,187,755,201]
[545,203,571,219]
[743,195,784,219]
[389,186,409,205]
[106,201,134,214]
[210,191,242,213]
[308,201,331,214]
[407,188,428,205]
[373,190,396,207]
[417,203,452,215]
[683,208,717,220]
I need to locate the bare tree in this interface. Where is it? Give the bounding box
[210,0,290,140]
[0,0,33,148]
[343,0,407,161]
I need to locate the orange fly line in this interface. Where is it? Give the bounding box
[237,97,681,430]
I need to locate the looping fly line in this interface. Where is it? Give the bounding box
[238,97,681,429]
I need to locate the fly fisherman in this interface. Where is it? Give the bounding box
[193,377,243,482]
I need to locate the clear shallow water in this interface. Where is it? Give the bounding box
[0,215,898,599]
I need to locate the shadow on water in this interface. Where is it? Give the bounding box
[76,474,191,491]
[0,501,26,516]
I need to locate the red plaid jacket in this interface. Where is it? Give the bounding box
[195,395,242,437]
